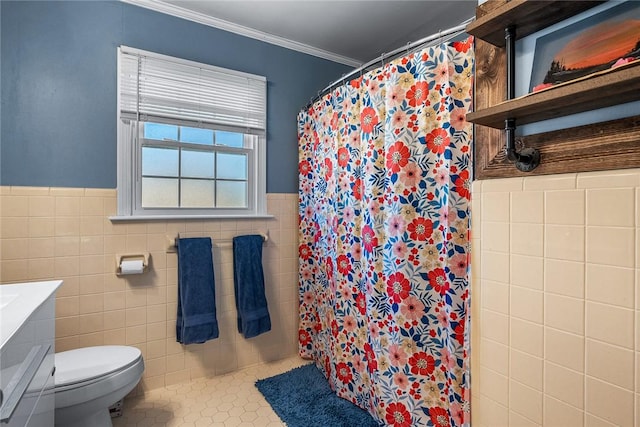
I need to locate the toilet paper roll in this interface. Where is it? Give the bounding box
[120,259,144,275]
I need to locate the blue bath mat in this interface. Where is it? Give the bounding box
[255,363,381,427]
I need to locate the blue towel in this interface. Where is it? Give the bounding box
[176,237,219,344]
[233,235,271,338]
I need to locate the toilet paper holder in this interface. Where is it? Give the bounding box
[115,253,150,276]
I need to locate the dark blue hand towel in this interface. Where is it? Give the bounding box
[233,235,271,338]
[176,237,219,344]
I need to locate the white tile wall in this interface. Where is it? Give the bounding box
[0,187,301,392]
[472,169,640,427]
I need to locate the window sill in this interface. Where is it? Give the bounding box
[109,214,275,222]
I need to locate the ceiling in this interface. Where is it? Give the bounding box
[154,1,477,65]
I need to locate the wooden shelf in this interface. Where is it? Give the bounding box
[466,62,640,129]
[472,0,640,180]
[466,0,604,46]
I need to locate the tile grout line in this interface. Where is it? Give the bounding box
[541,186,546,427]
[582,186,587,427]
[634,186,638,427]
[507,191,512,421]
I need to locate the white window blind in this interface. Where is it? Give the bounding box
[114,46,268,220]
[119,46,267,135]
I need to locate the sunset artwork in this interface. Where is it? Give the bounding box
[530,2,640,92]
[554,21,640,69]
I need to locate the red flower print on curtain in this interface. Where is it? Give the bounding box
[298,37,474,426]
[423,128,451,155]
[386,402,413,427]
[406,81,429,107]
[361,106,379,133]
[386,141,411,173]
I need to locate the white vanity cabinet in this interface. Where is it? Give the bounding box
[0,281,61,427]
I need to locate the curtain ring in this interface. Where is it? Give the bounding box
[406,41,411,54]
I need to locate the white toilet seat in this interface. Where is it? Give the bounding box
[54,354,144,406]
[55,345,142,388]
[54,346,144,427]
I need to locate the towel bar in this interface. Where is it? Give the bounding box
[166,232,268,253]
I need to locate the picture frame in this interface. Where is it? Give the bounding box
[529,1,640,93]
[470,0,640,181]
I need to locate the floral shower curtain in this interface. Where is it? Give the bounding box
[298,37,473,427]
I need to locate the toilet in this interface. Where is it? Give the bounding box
[54,345,144,427]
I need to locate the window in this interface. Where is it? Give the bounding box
[115,46,267,218]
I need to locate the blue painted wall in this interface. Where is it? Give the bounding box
[1,1,351,193]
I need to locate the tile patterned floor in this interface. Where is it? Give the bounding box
[113,356,309,426]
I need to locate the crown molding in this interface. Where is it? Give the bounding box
[121,0,362,67]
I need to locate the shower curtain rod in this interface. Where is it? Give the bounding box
[305,16,475,110]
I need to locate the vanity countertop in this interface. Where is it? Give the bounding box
[0,281,62,349]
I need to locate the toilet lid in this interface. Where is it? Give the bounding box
[55,345,142,387]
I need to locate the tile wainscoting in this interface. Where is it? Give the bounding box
[0,187,300,391]
[471,169,640,426]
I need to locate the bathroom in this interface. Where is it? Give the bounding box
[1,0,640,426]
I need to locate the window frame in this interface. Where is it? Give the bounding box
[114,46,268,220]
[135,123,257,214]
